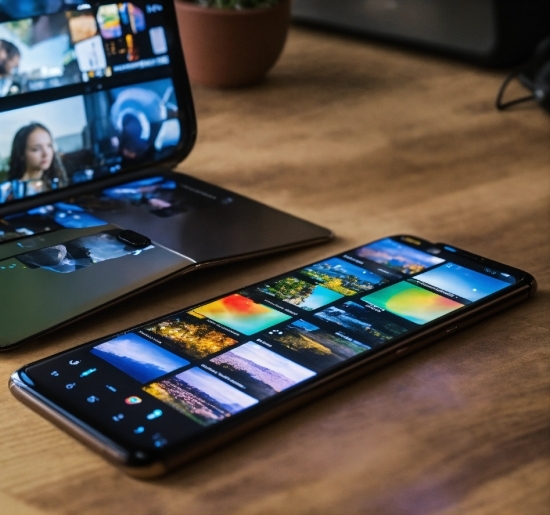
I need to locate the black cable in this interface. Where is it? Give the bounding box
[495,70,536,110]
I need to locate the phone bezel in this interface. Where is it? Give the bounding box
[9,236,537,477]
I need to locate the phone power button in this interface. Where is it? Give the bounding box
[395,347,409,357]
[446,325,459,334]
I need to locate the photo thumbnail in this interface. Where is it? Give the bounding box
[190,294,292,336]
[97,4,123,39]
[144,367,258,426]
[209,342,315,400]
[259,276,343,311]
[300,257,387,296]
[354,238,444,275]
[362,282,463,325]
[0,11,81,97]
[70,25,107,75]
[0,78,180,204]
[267,319,370,371]
[91,332,190,383]
[145,316,239,359]
[16,229,153,273]
[412,263,510,302]
[67,10,98,44]
[315,301,409,346]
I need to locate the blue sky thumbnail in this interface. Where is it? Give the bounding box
[414,263,510,302]
[91,332,189,383]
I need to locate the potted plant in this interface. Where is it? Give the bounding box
[174,0,291,88]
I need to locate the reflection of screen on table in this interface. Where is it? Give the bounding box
[16,229,153,273]
[0,175,204,243]
[0,224,192,347]
[25,237,518,451]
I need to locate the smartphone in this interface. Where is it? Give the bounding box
[9,235,537,477]
[0,224,194,348]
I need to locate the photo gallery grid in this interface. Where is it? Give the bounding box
[89,238,512,427]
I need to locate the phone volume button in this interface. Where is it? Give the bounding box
[395,347,409,357]
[446,325,459,334]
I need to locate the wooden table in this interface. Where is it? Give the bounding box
[1,27,549,515]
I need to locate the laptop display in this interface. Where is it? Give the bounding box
[0,1,191,204]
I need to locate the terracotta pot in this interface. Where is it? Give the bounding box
[174,0,291,88]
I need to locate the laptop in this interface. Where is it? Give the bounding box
[0,0,332,349]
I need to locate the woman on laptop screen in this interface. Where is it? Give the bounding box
[6,122,69,199]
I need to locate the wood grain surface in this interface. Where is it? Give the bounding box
[1,27,549,515]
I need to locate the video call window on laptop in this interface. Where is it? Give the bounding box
[0,0,188,204]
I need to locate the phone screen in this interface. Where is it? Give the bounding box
[21,236,522,457]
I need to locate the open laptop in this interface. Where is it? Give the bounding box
[0,0,332,349]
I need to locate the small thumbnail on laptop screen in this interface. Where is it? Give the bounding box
[0,1,184,204]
